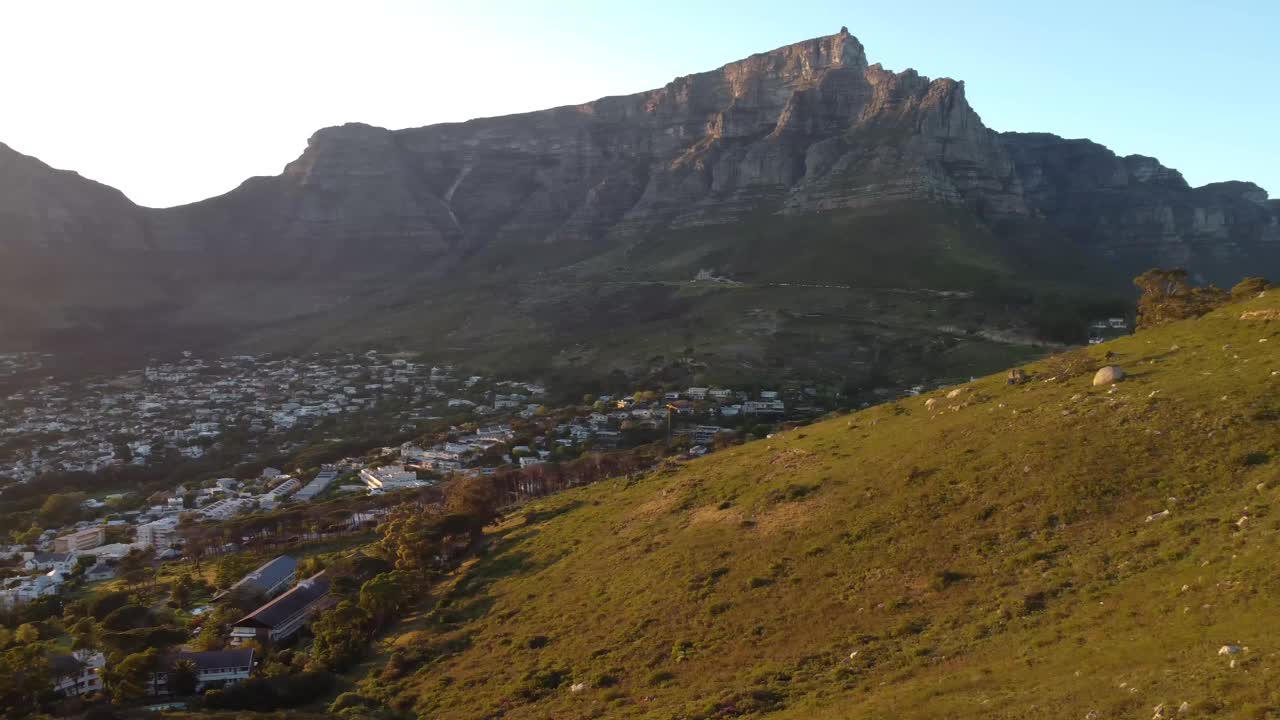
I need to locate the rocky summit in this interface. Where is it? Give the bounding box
[1,28,1277,373]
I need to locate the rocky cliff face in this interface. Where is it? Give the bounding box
[0,28,1275,353]
[1001,133,1280,282]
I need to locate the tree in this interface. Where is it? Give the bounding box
[167,657,199,696]
[11,526,41,546]
[38,492,83,525]
[1134,268,1228,329]
[192,603,241,651]
[0,643,53,714]
[13,624,38,644]
[1231,276,1272,300]
[376,510,444,572]
[358,572,409,628]
[104,648,158,702]
[444,475,502,546]
[171,574,195,610]
[70,617,98,652]
[309,601,372,672]
[213,554,258,590]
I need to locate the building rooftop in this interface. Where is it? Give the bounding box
[233,571,330,630]
[230,555,297,596]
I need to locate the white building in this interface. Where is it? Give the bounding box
[52,651,105,697]
[136,516,182,549]
[359,465,424,491]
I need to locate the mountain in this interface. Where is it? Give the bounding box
[349,290,1280,718]
[1,28,1276,382]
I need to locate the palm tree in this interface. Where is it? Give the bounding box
[168,658,199,696]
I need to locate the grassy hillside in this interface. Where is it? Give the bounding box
[214,204,1122,395]
[352,291,1280,719]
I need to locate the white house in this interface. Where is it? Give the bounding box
[359,465,424,491]
[51,651,105,697]
[136,516,181,549]
[152,649,254,694]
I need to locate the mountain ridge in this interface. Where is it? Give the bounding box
[1,28,1276,379]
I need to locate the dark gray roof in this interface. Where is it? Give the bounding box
[49,654,85,676]
[30,552,73,563]
[168,648,254,671]
[234,572,329,630]
[231,555,296,595]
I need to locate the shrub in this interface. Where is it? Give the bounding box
[1231,276,1272,300]
[648,670,676,686]
[929,570,970,591]
[90,590,132,620]
[514,667,570,701]
[708,601,732,616]
[101,604,154,631]
[203,671,335,710]
[1040,348,1098,381]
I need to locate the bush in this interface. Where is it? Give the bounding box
[203,671,336,710]
[1231,276,1271,300]
[1040,348,1097,380]
[101,604,154,631]
[514,667,570,701]
[648,670,676,686]
[90,590,132,620]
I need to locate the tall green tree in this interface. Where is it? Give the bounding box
[1134,268,1228,329]
[70,617,98,653]
[38,493,84,525]
[358,571,410,628]
[309,601,372,672]
[104,648,158,703]
[0,643,53,714]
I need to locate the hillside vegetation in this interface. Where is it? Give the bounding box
[352,291,1280,719]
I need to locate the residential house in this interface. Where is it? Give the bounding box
[743,400,785,415]
[231,572,331,643]
[51,651,105,697]
[22,551,76,573]
[690,425,730,445]
[152,649,254,694]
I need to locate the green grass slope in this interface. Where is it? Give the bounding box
[362,292,1280,719]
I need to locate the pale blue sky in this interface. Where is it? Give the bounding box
[1,0,1275,207]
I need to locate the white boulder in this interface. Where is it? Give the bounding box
[1093,366,1126,386]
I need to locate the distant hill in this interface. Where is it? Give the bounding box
[351,290,1280,718]
[2,28,1277,383]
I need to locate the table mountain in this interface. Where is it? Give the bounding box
[1,28,1276,374]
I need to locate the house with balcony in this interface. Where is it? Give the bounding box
[152,649,254,694]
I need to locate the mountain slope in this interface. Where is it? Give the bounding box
[355,291,1280,719]
[0,28,1276,375]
